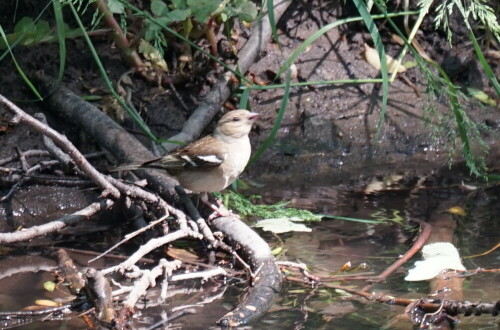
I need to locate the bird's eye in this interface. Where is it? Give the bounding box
[232,117,240,122]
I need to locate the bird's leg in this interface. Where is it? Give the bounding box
[200,192,231,220]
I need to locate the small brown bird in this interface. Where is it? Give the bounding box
[140,109,259,215]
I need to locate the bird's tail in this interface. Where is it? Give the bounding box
[109,157,165,172]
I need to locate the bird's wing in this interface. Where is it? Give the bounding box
[158,135,228,170]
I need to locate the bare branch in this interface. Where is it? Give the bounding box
[0,199,115,244]
[0,93,120,198]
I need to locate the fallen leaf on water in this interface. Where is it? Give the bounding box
[405,242,465,281]
[254,217,312,234]
[340,261,351,272]
[165,246,201,263]
[43,281,56,292]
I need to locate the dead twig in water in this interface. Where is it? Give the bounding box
[325,282,500,326]
[0,199,115,244]
[360,219,432,291]
[88,214,170,264]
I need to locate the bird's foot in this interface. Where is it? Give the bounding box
[201,193,239,220]
[206,202,233,221]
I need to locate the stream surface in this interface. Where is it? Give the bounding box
[1,179,498,329]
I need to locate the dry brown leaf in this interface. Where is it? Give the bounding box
[363,43,406,74]
[391,34,434,63]
[165,246,201,263]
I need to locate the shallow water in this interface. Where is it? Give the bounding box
[0,182,499,329]
[246,185,500,329]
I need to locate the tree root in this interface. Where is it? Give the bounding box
[211,216,283,327]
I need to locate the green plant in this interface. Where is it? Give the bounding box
[217,190,322,221]
[264,0,498,176]
[121,0,258,58]
[372,0,497,175]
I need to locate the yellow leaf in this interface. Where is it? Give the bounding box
[363,43,406,74]
[446,206,467,217]
[43,281,56,292]
[467,87,497,107]
[35,299,60,307]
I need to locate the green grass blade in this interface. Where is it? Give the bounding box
[239,87,251,109]
[469,30,500,96]
[0,31,24,62]
[246,78,382,90]
[68,2,158,142]
[52,0,66,88]
[430,62,484,176]
[353,0,388,142]
[248,68,292,165]
[320,214,380,224]
[274,11,418,78]
[267,0,280,46]
[382,7,487,177]
[0,25,43,100]
[452,0,500,96]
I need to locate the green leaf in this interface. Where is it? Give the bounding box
[353,0,388,142]
[14,17,35,34]
[68,1,158,142]
[183,18,193,38]
[0,25,43,100]
[172,0,188,10]
[43,281,56,292]
[403,60,417,69]
[224,0,257,22]
[267,0,279,45]
[144,22,161,41]
[151,0,169,17]
[468,30,500,97]
[272,246,284,255]
[52,0,66,89]
[167,8,191,22]
[320,214,380,224]
[249,68,292,165]
[187,0,221,22]
[34,20,50,42]
[275,11,420,78]
[107,0,125,14]
[238,2,258,22]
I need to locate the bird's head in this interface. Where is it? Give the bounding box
[214,109,259,140]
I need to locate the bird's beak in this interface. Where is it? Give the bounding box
[248,112,260,121]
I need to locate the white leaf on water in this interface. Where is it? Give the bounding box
[254,217,312,234]
[405,242,465,281]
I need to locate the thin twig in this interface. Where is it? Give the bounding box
[362,219,432,290]
[0,93,120,198]
[88,214,170,264]
[101,229,202,275]
[0,199,115,244]
[34,113,73,167]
